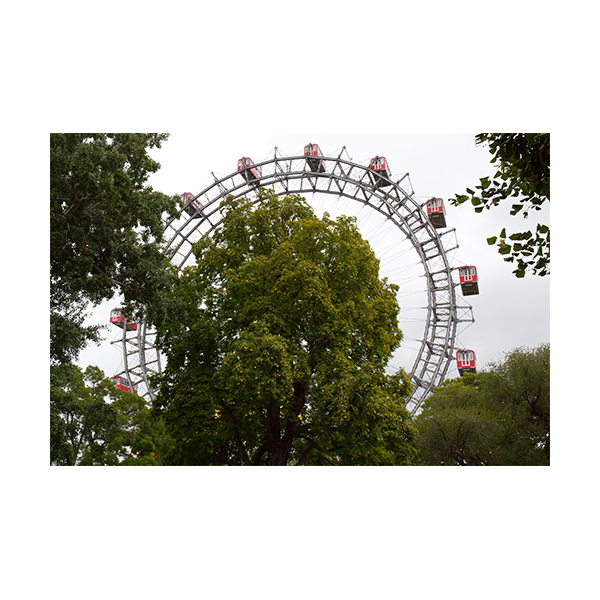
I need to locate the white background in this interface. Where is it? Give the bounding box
[2,1,596,598]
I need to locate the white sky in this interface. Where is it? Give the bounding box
[79,132,550,380]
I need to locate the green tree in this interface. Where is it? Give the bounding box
[154,190,418,465]
[50,134,179,464]
[415,344,550,465]
[452,133,550,278]
[51,365,173,465]
[412,377,502,465]
[50,133,179,365]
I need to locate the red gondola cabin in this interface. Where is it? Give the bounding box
[457,350,477,376]
[459,265,479,296]
[110,308,137,331]
[426,197,447,228]
[110,375,139,394]
[181,192,204,219]
[237,157,261,185]
[304,143,326,173]
[369,156,392,188]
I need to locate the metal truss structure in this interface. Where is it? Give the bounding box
[110,318,161,402]
[112,146,474,415]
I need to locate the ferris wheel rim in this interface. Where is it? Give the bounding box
[121,145,473,414]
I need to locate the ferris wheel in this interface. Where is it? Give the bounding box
[110,144,478,415]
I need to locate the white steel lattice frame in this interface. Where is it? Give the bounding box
[110,318,161,402]
[115,146,474,415]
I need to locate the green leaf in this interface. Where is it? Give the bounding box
[452,194,469,206]
[498,244,512,255]
[499,228,507,239]
[510,204,524,215]
[487,236,497,245]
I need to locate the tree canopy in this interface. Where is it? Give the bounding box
[415,344,550,465]
[452,133,550,278]
[50,133,179,365]
[153,190,418,465]
[50,134,178,465]
[51,364,173,465]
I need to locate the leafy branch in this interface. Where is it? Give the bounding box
[452,133,550,278]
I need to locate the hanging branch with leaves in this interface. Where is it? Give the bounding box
[452,133,550,278]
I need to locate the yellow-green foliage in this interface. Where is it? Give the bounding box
[154,190,417,465]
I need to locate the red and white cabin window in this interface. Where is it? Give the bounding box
[426,197,445,214]
[458,265,479,296]
[110,376,139,394]
[304,143,321,157]
[110,308,137,331]
[304,143,326,173]
[459,266,478,283]
[456,349,477,375]
[369,156,389,173]
[368,156,392,187]
[457,350,475,365]
[181,192,204,219]
[237,157,261,183]
[426,198,447,228]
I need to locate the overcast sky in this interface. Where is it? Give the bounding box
[79,132,550,380]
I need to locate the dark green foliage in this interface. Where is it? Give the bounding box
[452,133,550,277]
[154,190,418,465]
[50,305,102,367]
[415,344,550,465]
[51,365,173,465]
[50,133,179,365]
[50,133,179,465]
